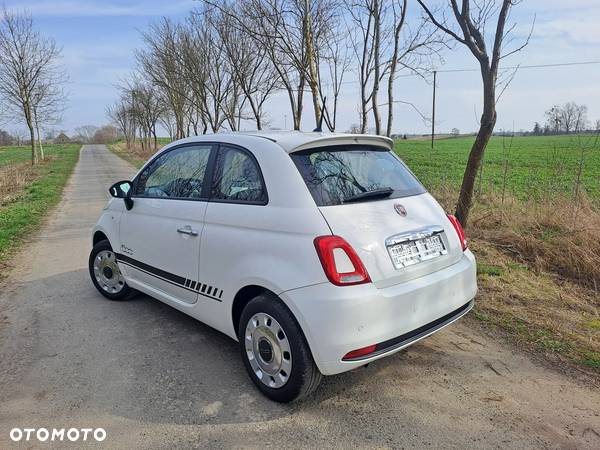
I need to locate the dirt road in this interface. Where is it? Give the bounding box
[0,145,598,449]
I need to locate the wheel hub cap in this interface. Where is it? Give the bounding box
[93,250,125,294]
[258,339,273,363]
[245,313,292,388]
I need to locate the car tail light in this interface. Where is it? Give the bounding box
[314,235,371,286]
[447,214,467,251]
[342,344,377,360]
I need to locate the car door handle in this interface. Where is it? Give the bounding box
[177,225,198,236]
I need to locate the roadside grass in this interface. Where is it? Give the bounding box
[419,137,600,375]
[107,138,172,169]
[0,144,81,272]
[468,237,599,374]
[0,146,37,167]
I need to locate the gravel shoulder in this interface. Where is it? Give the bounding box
[0,145,599,449]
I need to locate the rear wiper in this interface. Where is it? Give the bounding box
[343,187,394,203]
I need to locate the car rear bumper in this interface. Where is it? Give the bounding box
[281,250,477,375]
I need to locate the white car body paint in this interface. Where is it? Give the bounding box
[92,131,477,376]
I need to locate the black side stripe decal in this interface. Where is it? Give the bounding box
[115,253,223,302]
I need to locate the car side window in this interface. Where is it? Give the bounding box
[212,147,266,204]
[134,145,212,199]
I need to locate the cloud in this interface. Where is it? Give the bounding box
[7,0,195,17]
[534,17,600,46]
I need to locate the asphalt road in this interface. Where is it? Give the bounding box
[0,144,599,449]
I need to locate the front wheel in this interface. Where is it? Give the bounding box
[89,240,134,300]
[239,294,322,402]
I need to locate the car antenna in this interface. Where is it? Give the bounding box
[313,97,326,132]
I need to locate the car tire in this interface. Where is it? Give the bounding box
[89,240,134,301]
[238,293,322,403]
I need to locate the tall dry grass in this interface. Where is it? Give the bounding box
[470,194,600,291]
[433,184,600,292]
[0,162,38,206]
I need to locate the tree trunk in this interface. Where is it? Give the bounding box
[294,74,305,130]
[455,73,497,226]
[360,97,368,133]
[371,0,382,136]
[28,124,36,165]
[24,103,37,165]
[36,122,44,161]
[386,72,395,138]
[303,0,321,128]
[386,0,406,137]
[34,109,44,161]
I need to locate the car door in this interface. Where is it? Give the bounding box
[197,144,271,330]
[117,143,214,304]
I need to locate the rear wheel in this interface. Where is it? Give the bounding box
[238,294,322,402]
[89,240,133,300]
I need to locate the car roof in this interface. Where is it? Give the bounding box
[167,131,394,154]
[232,131,394,153]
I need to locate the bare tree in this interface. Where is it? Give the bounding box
[545,105,562,134]
[124,78,165,151]
[316,8,352,131]
[92,125,119,144]
[183,11,233,133]
[31,73,67,160]
[204,0,339,130]
[137,18,188,139]
[0,128,13,145]
[560,101,577,134]
[417,0,532,225]
[544,102,588,134]
[0,7,66,164]
[107,98,136,149]
[565,102,588,133]
[346,0,443,136]
[209,5,280,130]
[385,1,445,137]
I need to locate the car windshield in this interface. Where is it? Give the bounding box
[290,145,426,206]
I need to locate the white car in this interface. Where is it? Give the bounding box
[89,132,477,402]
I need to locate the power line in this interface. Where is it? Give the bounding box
[328,60,600,88]
[437,60,600,73]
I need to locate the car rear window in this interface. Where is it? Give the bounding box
[290,145,426,206]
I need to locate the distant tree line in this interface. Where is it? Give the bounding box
[529,102,597,136]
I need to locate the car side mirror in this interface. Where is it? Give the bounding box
[109,180,134,210]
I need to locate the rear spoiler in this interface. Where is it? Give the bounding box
[289,135,394,153]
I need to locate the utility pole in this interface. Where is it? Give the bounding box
[431,70,437,149]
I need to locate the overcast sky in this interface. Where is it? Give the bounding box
[4,0,600,135]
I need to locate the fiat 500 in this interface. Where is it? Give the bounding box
[89,132,477,402]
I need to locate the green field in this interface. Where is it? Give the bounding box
[395,134,600,201]
[0,146,39,167]
[0,144,81,267]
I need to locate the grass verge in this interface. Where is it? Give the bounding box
[433,188,600,376]
[0,144,81,272]
[107,139,171,169]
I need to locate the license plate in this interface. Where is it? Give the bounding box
[387,234,447,269]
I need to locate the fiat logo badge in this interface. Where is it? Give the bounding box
[394,203,407,217]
